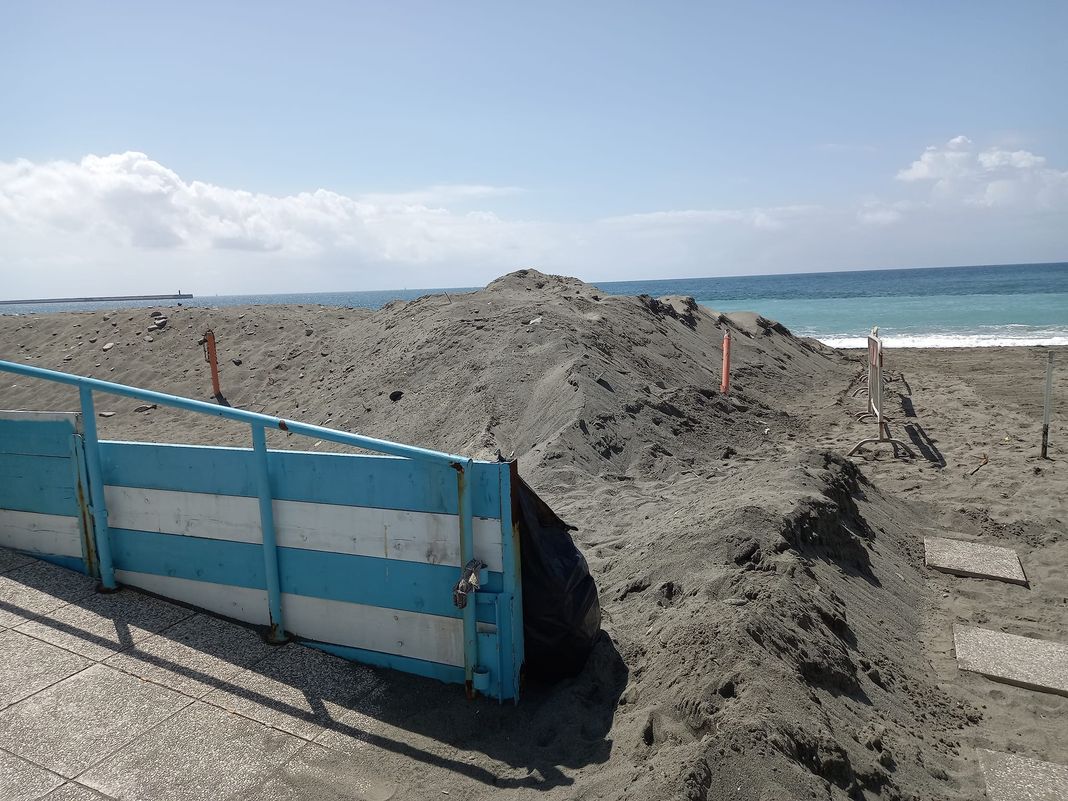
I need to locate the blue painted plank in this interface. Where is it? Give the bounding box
[309,640,467,688]
[108,528,501,622]
[0,419,76,457]
[109,528,267,590]
[34,553,89,574]
[278,547,502,622]
[99,442,504,519]
[318,637,517,700]
[0,453,79,516]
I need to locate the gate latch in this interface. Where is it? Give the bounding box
[453,559,486,609]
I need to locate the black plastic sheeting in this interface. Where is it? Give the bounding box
[515,475,601,681]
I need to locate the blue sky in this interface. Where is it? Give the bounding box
[2,2,1066,295]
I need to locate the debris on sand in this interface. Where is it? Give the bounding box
[1,269,1054,801]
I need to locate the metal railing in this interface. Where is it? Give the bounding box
[847,329,915,458]
[0,358,482,687]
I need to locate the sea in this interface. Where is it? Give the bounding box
[3,262,1066,348]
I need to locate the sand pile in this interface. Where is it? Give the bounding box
[0,271,1013,799]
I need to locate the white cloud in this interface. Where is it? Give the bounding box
[0,142,1065,297]
[0,152,535,262]
[599,205,821,231]
[895,135,1068,209]
[359,185,523,206]
[856,201,905,226]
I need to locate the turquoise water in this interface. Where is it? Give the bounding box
[598,262,1068,347]
[2,262,1066,348]
[685,292,1067,347]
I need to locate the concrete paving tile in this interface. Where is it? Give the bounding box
[237,743,399,801]
[42,783,115,801]
[978,749,1068,801]
[0,748,66,800]
[311,681,398,760]
[954,626,1068,696]
[15,589,194,661]
[104,613,277,698]
[79,701,305,801]
[924,536,1027,585]
[203,644,383,740]
[0,561,96,629]
[0,629,92,709]
[0,547,35,574]
[0,663,191,777]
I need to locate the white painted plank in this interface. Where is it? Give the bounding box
[114,570,270,626]
[114,570,464,667]
[0,509,83,558]
[282,593,463,667]
[105,486,504,571]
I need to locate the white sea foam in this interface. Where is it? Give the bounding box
[820,334,1068,349]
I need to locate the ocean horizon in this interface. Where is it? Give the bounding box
[3,261,1066,349]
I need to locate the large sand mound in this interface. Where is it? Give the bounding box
[0,271,1012,799]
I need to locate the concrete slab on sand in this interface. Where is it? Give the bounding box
[924,536,1027,586]
[954,626,1068,696]
[978,749,1068,801]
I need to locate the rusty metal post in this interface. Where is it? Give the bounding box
[1042,351,1054,459]
[720,330,731,394]
[200,330,222,398]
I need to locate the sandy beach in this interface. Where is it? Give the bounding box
[0,270,1064,800]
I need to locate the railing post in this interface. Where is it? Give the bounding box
[251,424,288,644]
[457,459,479,696]
[499,461,524,702]
[78,386,117,590]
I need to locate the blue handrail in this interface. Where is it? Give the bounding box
[0,359,467,467]
[0,358,480,677]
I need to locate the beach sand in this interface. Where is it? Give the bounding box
[0,270,1064,800]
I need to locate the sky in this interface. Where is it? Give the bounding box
[1,1,1066,297]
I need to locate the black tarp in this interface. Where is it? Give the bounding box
[515,474,601,681]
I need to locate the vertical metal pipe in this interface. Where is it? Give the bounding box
[457,460,478,695]
[69,434,99,579]
[873,338,883,425]
[78,386,116,590]
[499,461,524,702]
[202,330,222,398]
[251,424,287,643]
[720,330,731,394]
[1042,351,1054,459]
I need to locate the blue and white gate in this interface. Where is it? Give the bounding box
[0,360,523,702]
[0,411,95,574]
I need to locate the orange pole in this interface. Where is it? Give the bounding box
[720,330,731,394]
[201,330,222,398]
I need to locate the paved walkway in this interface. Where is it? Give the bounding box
[0,548,400,801]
